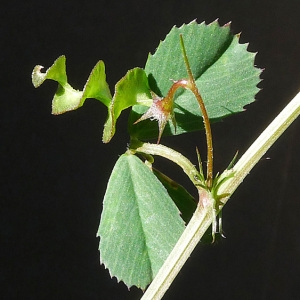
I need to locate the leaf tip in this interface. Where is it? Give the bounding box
[32,65,45,88]
[207,18,231,28]
[187,18,198,26]
[223,21,232,27]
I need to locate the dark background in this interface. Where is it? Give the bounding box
[2,0,300,299]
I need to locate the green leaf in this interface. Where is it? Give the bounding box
[97,153,185,289]
[82,60,112,107]
[32,55,67,88]
[32,55,112,114]
[102,67,152,143]
[153,168,197,223]
[129,20,262,141]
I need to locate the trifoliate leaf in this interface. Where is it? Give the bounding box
[32,55,112,114]
[97,153,185,289]
[129,20,262,141]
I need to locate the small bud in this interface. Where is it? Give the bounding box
[134,91,176,143]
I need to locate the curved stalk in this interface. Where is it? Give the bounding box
[134,142,201,186]
[180,34,214,187]
[141,91,300,300]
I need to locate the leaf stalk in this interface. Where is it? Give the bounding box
[179,34,214,188]
[133,142,202,186]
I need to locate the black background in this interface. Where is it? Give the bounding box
[2,0,300,299]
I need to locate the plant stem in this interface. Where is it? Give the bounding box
[134,143,200,186]
[141,90,300,300]
[180,34,214,187]
[218,90,300,201]
[142,196,213,300]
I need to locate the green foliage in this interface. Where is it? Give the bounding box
[32,20,262,291]
[32,56,111,114]
[97,153,185,289]
[103,68,152,143]
[152,169,197,223]
[32,21,261,143]
[129,20,261,140]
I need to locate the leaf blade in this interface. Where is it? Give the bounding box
[129,20,262,141]
[97,153,185,289]
[153,168,197,223]
[32,56,112,114]
[102,68,152,143]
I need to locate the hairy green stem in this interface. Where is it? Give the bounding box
[141,91,300,300]
[218,90,300,200]
[142,197,213,300]
[180,34,214,187]
[134,143,200,186]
